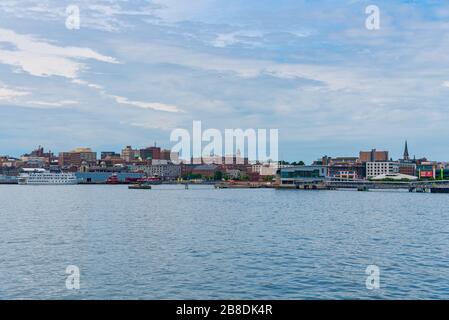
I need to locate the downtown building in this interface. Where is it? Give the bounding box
[251,162,289,177]
[278,165,328,187]
[398,141,417,176]
[366,161,400,178]
[359,149,389,162]
[363,141,417,179]
[0,155,22,177]
[21,146,55,169]
[121,146,139,162]
[139,146,161,162]
[120,145,179,164]
[183,154,251,179]
[131,161,181,180]
[59,148,97,170]
[316,156,365,180]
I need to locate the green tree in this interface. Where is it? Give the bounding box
[214,171,223,181]
[183,173,202,180]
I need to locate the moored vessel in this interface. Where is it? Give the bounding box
[430,186,449,193]
[18,169,77,185]
[128,184,152,190]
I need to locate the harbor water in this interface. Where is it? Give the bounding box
[1,185,449,299]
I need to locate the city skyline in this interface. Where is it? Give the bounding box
[2,138,445,183]
[0,139,437,164]
[1,1,449,163]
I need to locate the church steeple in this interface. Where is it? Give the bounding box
[403,140,410,161]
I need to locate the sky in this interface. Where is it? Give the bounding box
[1,0,449,163]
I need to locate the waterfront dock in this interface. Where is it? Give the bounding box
[326,179,449,192]
[0,175,18,184]
[274,179,449,193]
[215,181,276,189]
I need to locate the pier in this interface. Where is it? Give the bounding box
[325,179,449,191]
[275,178,449,193]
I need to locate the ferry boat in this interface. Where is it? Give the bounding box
[18,169,78,185]
[128,183,152,190]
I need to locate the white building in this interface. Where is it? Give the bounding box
[252,163,293,176]
[151,159,169,165]
[366,161,399,178]
[226,169,241,179]
[132,164,181,180]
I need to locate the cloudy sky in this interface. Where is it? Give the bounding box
[1,0,449,163]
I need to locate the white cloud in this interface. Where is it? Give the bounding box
[0,1,159,33]
[119,43,364,91]
[88,83,104,89]
[151,0,215,23]
[26,100,78,107]
[212,33,238,48]
[71,79,104,89]
[0,86,30,101]
[129,122,171,130]
[114,95,181,113]
[0,28,118,79]
[212,31,263,48]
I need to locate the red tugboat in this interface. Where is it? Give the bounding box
[106,174,120,184]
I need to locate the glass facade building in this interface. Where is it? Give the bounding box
[279,166,328,185]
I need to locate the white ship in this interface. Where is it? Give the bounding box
[18,169,78,185]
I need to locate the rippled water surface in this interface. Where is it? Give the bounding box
[1,185,449,299]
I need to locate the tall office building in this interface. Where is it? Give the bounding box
[359,149,389,163]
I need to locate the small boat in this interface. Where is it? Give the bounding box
[430,187,449,194]
[128,184,152,190]
[357,186,369,192]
